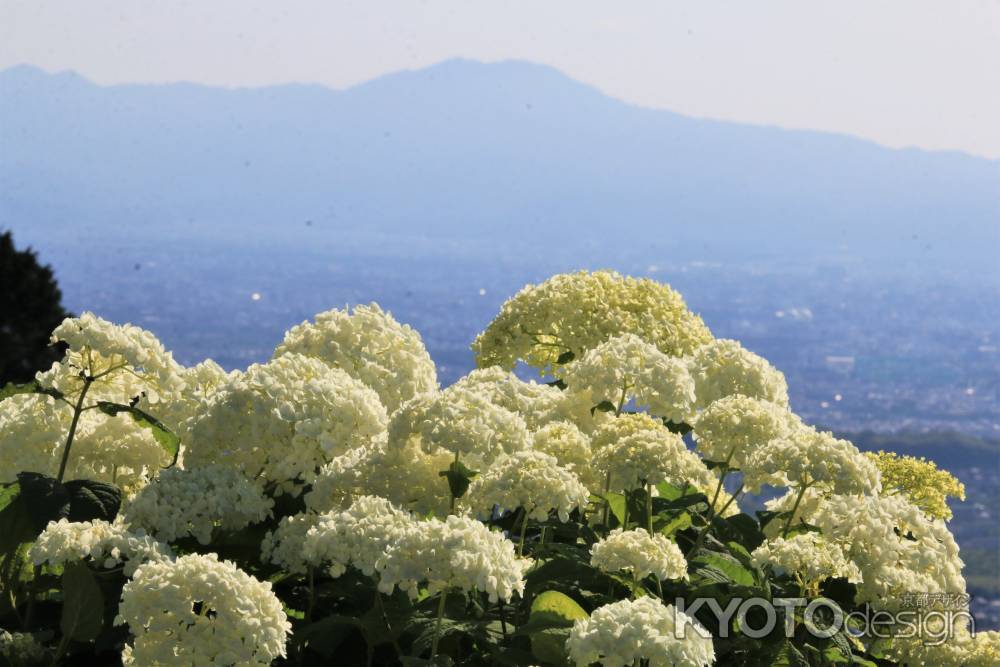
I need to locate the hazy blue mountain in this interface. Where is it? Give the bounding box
[1,59,998,268]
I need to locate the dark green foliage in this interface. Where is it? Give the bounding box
[0,230,71,385]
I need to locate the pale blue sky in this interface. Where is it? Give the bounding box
[2,1,998,157]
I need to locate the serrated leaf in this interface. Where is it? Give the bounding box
[17,472,70,533]
[691,551,755,586]
[95,402,180,466]
[438,460,478,500]
[61,561,104,641]
[64,479,122,522]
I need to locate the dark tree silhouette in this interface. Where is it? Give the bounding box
[0,230,71,385]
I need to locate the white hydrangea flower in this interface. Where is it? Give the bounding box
[591,528,688,582]
[594,426,709,492]
[117,553,290,667]
[883,627,999,667]
[560,334,696,423]
[388,386,529,469]
[184,353,388,492]
[0,393,67,483]
[49,312,186,403]
[303,495,413,577]
[0,629,50,663]
[589,414,739,516]
[63,410,172,492]
[260,512,322,575]
[124,465,273,545]
[30,519,173,577]
[377,515,532,603]
[692,395,799,468]
[465,450,591,522]
[805,493,966,613]
[451,366,604,433]
[566,597,715,667]
[304,445,372,513]
[750,533,858,586]
[154,359,238,434]
[531,421,600,490]
[364,441,454,517]
[688,339,788,409]
[473,270,713,375]
[273,303,438,413]
[743,427,880,495]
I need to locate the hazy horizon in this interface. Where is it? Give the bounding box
[3,1,999,158]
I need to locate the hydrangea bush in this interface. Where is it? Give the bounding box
[0,270,990,666]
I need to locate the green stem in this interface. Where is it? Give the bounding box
[56,376,94,483]
[517,508,529,557]
[430,589,448,659]
[375,589,403,658]
[498,600,509,639]
[646,484,664,598]
[306,567,315,622]
[449,450,460,515]
[781,482,810,538]
[602,470,612,526]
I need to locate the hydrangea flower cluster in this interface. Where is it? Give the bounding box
[124,465,274,544]
[184,352,388,492]
[692,395,797,468]
[866,450,966,520]
[687,338,789,409]
[376,515,532,603]
[560,334,696,423]
[117,553,291,666]
[744,427,881,495]
[388,385,529,468]
[750,532,858,588]
[466,449,591,522]
[303,495,413,577]
[30,519,173,576]
[473,270,713,373]
[273,303,438,413]
[591,528,688,582]
[566,597,715,667]
[530,420,599,489]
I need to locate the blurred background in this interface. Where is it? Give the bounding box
[1,0,998,626]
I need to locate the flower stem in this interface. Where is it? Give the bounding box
[430,589,448,659]
[781,483,810,538]
[56,376,94,483]
[517,508,529,557]
[646,484,664,598]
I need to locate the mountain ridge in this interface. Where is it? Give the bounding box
[2,59,998,269]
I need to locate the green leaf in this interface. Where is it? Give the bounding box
[95,402,180,466]
[0,481,20,512]
[657,511,692,536]
[691,551,755,587]
[555,350,575,365]
[0,488,37,555]
[61,561,104,641]
[523,591,588,665]
[663,420,692,435]
[64,480,122,522]
[597,492,626,526]
[850,657,878,667]
[589,400,616,416]
[771,642,809,667]
[0,380,64,403]
[17,472,70,534]
[438,460,478,500]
